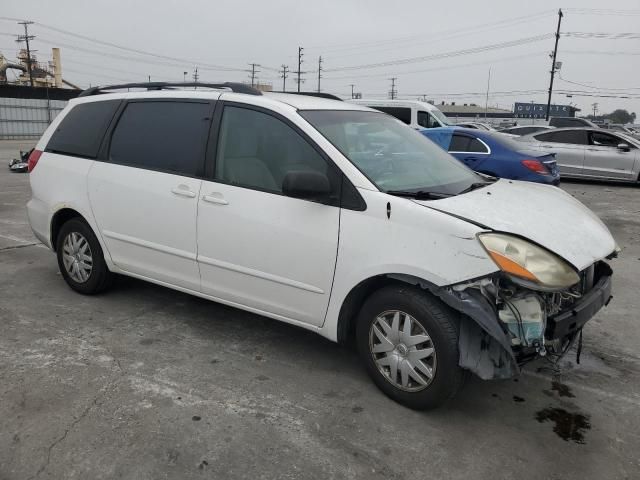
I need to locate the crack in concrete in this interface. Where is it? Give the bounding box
[0,243,39,252]
[27,355,125,480]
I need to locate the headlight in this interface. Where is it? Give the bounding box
[478,233,580,290]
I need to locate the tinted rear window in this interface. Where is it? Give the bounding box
[371,106,412,125]
[46,100,120,158]
[109,101,212,176]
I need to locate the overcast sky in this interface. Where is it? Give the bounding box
[2,0,639,116]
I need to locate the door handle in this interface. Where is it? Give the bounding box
[202,193,229,205]
[171,185,197,198]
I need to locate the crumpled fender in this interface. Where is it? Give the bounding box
[430,286,519,379]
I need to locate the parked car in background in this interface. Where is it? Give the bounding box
[348,99,451,129]
[454,122,496,131]
[517,127,640,182]
[499,125,554,136]
[421,127,560,185]
[549,117,598,128]
[27,83,616,410]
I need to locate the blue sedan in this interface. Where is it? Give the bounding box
[420,127,560,185]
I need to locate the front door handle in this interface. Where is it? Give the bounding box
[202,193,229,205]
[171,185,196,198]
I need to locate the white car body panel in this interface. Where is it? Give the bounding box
[416,179,616,271]
[197,180,340,327]
[87,163,202,291]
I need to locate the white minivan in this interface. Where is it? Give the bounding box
[27,82,616,409]
[348,99,451,129]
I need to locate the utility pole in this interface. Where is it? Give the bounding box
[279,65,289,92]
[16,21,35,87]
[248,63,260,87]
[296,46,304,92]
[183,71,188,83]
[545,8,563,121]
[148,75,151,83]
[317,56,322,93]
[484,67,491,120]
[193,67,199,83]
[592,102,598,117]
[389,77,397,100]
[349,84,355,99]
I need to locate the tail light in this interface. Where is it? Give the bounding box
[521,159,549,175]
[27,149,43,172]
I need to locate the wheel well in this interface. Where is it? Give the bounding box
[336,274,435,346]
[50,208,84,250]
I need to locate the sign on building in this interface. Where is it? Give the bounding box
[514,102,574,119]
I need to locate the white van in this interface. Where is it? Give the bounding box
[27,82,616,409]
[348,99,452,129]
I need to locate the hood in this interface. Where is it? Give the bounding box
[415,180,616,271]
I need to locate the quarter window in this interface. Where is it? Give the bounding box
[47,100,120,158]
[215,106,335,195]
[109,101,211,176]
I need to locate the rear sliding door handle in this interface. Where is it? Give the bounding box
[171,185,197,198]
[202,194,229,205]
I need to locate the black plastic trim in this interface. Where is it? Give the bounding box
[78,82,262,97]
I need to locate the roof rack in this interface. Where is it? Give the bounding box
[78,82,262,97]
[282,91,343,101]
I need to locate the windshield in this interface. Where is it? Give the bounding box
[429,108,452,126]
[300,110,482,194]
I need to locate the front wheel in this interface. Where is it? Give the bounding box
[56,218,113,294]
[356,285,465,410]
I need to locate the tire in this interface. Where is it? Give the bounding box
[356,285,465,410]
[56,218,113,294]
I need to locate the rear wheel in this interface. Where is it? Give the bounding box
[356,285,465,410]
[56,218,112,294]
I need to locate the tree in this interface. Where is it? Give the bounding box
[608,109,633,124]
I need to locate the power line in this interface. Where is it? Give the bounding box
[305,10,554,53]
[562,32,640,39]
[324,34,553,72]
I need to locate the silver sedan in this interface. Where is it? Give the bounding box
[517,127,640,183]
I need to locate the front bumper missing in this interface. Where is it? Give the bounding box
[431,262,613,380]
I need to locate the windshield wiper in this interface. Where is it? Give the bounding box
[386,189,453,200]
[457,182,493,195]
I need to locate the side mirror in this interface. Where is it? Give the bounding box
[617,143,631,152]
[282,171,331,201]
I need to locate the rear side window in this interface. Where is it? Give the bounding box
[372,107,412,125]
[535,130,588,145]
[109,101,212,176]
[449,134,487,153]
[46,100,120,158]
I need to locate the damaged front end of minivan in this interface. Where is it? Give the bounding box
[430,233,614,380]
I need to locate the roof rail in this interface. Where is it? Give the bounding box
[77,82,262,97]
[282,91,343,101]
